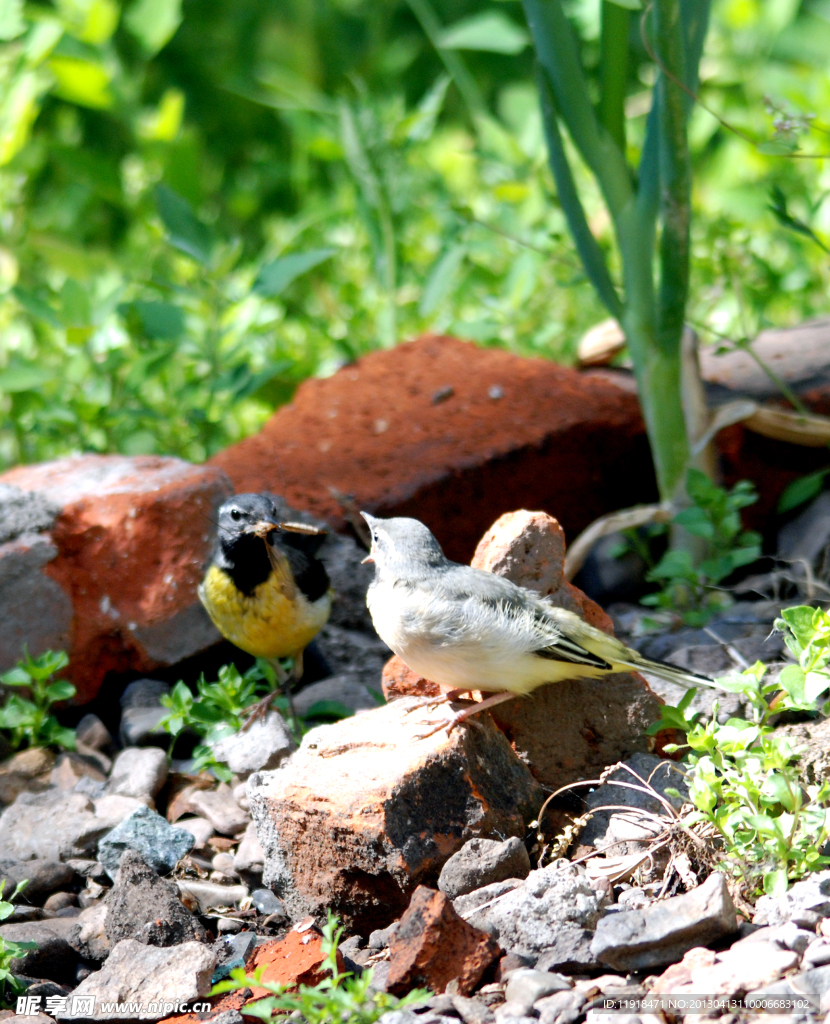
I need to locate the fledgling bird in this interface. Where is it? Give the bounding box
[199,493,333,725]
[361,512,714,735]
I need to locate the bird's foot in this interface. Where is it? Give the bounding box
[413,690,518,740]
[240,691,278,731]
[402,689,469,716]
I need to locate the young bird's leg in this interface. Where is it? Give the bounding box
[240,651,304,733]
[414,690,518,740]
[402,688,467,714]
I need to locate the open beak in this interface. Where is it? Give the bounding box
[360,511,375,563]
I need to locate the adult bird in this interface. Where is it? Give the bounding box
[199,493,333,727]
[361,512,714,736]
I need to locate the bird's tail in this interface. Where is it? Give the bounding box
[614,651,718,691]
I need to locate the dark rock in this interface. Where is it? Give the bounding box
[0,483,60,544]
[0,919,79,983]
[534,929,599,975]
[591,872,738,971]
[0,859,74,903]
[310,624,390,689]
[211,931,257,983]
[119,680,171,749]
[250,889,284,916]
[438,837,530,900]
[387,886,500,997]
[43,894,76,913]
[106,851,206,947]
[98,806,195,880]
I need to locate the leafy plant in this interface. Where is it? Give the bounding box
[641,469,761,625]
[159,662,278,780]
[650,605,830,896]
[212,912,428,1024]
[0,650,75,751]
[0,880,35,1007]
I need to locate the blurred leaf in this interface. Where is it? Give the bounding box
[0,71,42,166]
[254,249,336,297]
[0,0,25,40]
[154,184,213,263]
[420,244,466,316]
[778,468,830,512]
[0,363,54,392]
[129,301,185,340]
[56,0,119,45]
[137,88,184,141]
[604,0,642,8]
[303,700,355,721]
[438,12,530,54]
[12,287,61,328]
[124,0,182,53]
[48,56,113,109]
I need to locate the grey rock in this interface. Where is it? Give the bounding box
[176,880,249,914]
[0,533,72,678]
[582,753,688,848]
[210,712,294,775]
[0,919,78,982]
[493,1006,536,1023]
[0,484,60,544]
[451,995,495,1024]
[76,715,112,752]
[591,872,738,971]
[98,806,195,880]
[211,930,257,983]
[754,870,830,928]
[188,784,249,836]
[176,817,214,850]
[0,858,74,901]
[316,528,376,633]
[439,837,531,899]
[779,491,830,564]
[535,990,587,1024]
[44,892,76,913]
[106,748,168,800]
[293,675,381,718]
[106,851,206,947]
[312,623,390,686]
[250,889,284,916]
[232,821,264,877]
[57,938,216,1020]
[119,680,171,748]
[746,963,830,1011]
[463,861,606,960]
[504,970,571,1014]
[534,928,598,974]
[368,923,398,950]
[70,903,110,961]
[453,878,526,923]
[93,794,151,829]
[0,790,109,860]
[805,938,830,967]
[377,1013,423,1024]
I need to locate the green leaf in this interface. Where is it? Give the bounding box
[604,0,642,8]
[303,700,355,721]
[419,245,466,317]
[48,56,113,109]
[129,301,185,340]
[253,249,337,298]
[124,0,181,54]
[438,12,530,54]
[805,670,830,704]
[0,0,26,41]
[154,184,213,263]
[763,867,789,897]
[779,664,807,703]
[780,606,819,653]
[779,470,830,512]
[0,667,30,686]
[45,680,76,702]
[763,773,796,811]
[12,287,62,328]
[673,506,715,539]
[0,363,53,393]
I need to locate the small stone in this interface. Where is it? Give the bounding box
[107,748,168,800]
[76,714,112,752]
[70,902,110,961]
[211,930,257,983]
[50,751,107,792]
[93,794,153,828]
[535,990,586,1024]
[462,861,606,961]
[250,889,284,916]
[591,872,738,971]
[210,713,294,774]
[0,790,108,860]
[805,939,830,967]
[176,817,214,850]
[369,923,398,950]
[0,858,74,901]
[107,851,206,947]
[98,806,195,880]
[439,837,531,899]
[754,870,830,928]
[212,852,237,876]
[188,784,249,837]
[0,748,55,805]
[0,919,78,983]
[504,970,571,1015]
[175,880,249,914]
[387,886,501,997]
[57,938,216,1020]
[452,994,496,1024]
[43,893,76,913]
[232,821,264,878]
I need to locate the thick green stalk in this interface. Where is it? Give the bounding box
[598,2,629,154]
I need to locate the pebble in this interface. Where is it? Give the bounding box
[250,889,285,916]
[188,784,250,836]
[175,879,249,914]
[106,747,168,800]
[98,806,194,879]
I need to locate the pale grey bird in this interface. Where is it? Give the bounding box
[361,513,714,735]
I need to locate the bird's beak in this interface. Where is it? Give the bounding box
[360,511,375,563]
[249,519,281,539]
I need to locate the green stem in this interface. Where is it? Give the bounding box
[404,0,485,119]
[598,1,629,154]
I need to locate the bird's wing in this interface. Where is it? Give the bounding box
[436,566,612,669]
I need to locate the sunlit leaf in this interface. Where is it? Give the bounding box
[254,249,336,297]
[124,0,181,54]
[0,0,25,41]
[48,57,113,109]
[438,12,530,54]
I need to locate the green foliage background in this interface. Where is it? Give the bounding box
[1,0,830,468]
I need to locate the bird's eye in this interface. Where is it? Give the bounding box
[230,509,242,521]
